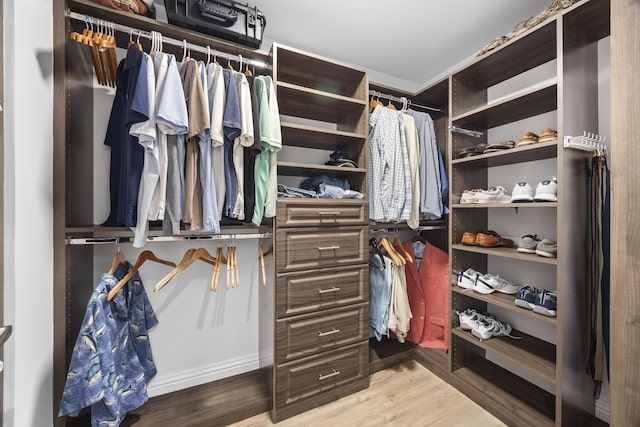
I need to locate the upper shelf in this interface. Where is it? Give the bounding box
[273,43,367,100]
[562,0,610,42]
[451,140,558,167]
[451,79,557,129]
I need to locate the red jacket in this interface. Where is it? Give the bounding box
[402,239,449,349]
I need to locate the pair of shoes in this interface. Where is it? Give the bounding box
[515,286,557,317]
[474,274,520,294]
[460,188,484,204]
[474,186,511,203]
[461,230,495,245]
[471,318,518,341]
[457,268,481,289]
[483,140,516,153]
[517,235,557,257]
[510,177,557,202]
[455,143,488,159]
[455,308,494,330]
[517,128,558,147]
[476,232,514,248]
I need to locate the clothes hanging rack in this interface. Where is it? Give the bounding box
[66,232,272,245]
[563,132,608,156]
[449,125,484,138]
[65,10,269,70]
[368,89,442,113]
[369,222,446,234]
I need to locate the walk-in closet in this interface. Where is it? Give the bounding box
[4,0,640,425]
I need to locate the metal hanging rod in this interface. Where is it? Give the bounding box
[563,133,608,156]
[65,10,269,69]
[368,90,442,113]
[449,125,484,138]
[66,232,272,246]
[369,223,446,233]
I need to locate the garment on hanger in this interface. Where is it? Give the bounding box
[231,70,255,220]
[222,68,241,218]
[387,262,412,343]
[243,74,263,223]
[369,253,394,341]
[401,112,420,229]
[402,237,449,349]
[59,264,158,425]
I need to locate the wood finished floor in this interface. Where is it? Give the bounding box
[229,360,506,427]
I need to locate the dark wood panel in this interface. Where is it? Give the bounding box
[451,360,556,427]
[563,0,610,42]
[368,337,416,374]
[275,226,368,272]
[452,327,556,387]
[413,346,450,383]
[274,342,369,410]
[275,303,368,363]
[452,80,557,128]
[276,199,368,228]
[276,265,368,318]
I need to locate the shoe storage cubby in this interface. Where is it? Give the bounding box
[447,0,610,425]
[272,43,369,194]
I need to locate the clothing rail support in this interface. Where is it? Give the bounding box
[368,89,442,113]
[66,232,273,245]
[65,10,269,70]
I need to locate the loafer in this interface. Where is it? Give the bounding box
[477,233,514,248]
[538,128,558,143]
[518,131,539,147]
[462,230,496,246]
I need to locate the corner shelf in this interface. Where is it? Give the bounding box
[451,244,558,265]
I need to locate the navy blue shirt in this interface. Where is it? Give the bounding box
[222,69,241,217]
[103,45,149,227]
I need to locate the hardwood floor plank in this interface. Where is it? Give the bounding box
[229,361,506,427]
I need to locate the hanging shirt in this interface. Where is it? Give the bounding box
[232,71,255,220]
[198,61,220,232]
[401,113,420,229]
[206,63,226,220]
[130,52,158,248]
[369,254,394,341]
[243,75,262,223]
[152,53,188,226]
[180,58,209,230]
[387,264,412,343]
[222,69,242,217]
[368,105,411,222]
[262,76,282,218]
[58,272,156,425]
[102,45,148,228]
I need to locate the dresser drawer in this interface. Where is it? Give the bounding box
[276,303,368,363]
[276,200,368,228]
[275,226,368,272]
[275,341,369,408]
[276,265,368,318]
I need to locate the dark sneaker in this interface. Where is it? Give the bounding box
[533,290,557,317]
[515,285,540,310]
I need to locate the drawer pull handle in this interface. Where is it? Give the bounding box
[318,369,341,381]
[318,211,341,216]
[318,286,341,294]
[318,245,340,251]
[318,328,340,337]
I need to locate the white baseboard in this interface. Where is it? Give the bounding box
[146,355,260,397]
[596,399,610,424]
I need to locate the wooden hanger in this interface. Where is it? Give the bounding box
[107,250,176,301]
[386,101,397,110]
[369,237,386,269]
[108,246,127,275]
[393,235,414,263]
[210,246,224,291]
[378,236,405,266]
[154,247,217,293]
[258,243,267,287]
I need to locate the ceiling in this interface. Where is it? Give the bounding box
[251,0,553,92]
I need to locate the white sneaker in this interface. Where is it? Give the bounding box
[471,318,514,341]
[474,186,511,203]
[457,268,481,289]
[511,182,534,202]
[455,309,495,331]
[460,189,483,204]
[474,274,520,295]
[534,178,558,202]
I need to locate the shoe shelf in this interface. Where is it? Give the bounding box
[450,359,555,427]
[451,140,558,168]
[451,327,556,387]
[452,287,557,326]
[451,202,557,209]
[451,244,558,265]
[451,78,557,129]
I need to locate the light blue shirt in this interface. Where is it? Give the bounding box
[369,254,394,341]
[198,61,220,232]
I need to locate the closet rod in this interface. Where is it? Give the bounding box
[368,90,442,113]
[369,224,446,234]
[65,10,269,69]
[66,232,272,245]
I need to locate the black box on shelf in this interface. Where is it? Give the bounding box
[164,0,266,48]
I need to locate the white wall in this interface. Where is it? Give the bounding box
[3,0,54,426]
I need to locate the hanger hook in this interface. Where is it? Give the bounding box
[116,237,121,253]
[182,39,188,63]
[239,54,243,72]
[207,46,211,65]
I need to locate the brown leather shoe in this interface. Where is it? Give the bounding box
[462,230,497,246]
[477,233,514,248]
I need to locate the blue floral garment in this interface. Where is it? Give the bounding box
[59,271,157,426]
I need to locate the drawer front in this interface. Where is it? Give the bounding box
[276,303,368,363]
[275,341,369,408]
[276,200,368,228]
[275,226,368,272]
[276,265,368,318]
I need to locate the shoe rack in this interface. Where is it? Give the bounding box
[447,0,610,425]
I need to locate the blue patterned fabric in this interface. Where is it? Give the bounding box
[59,268,158,426]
